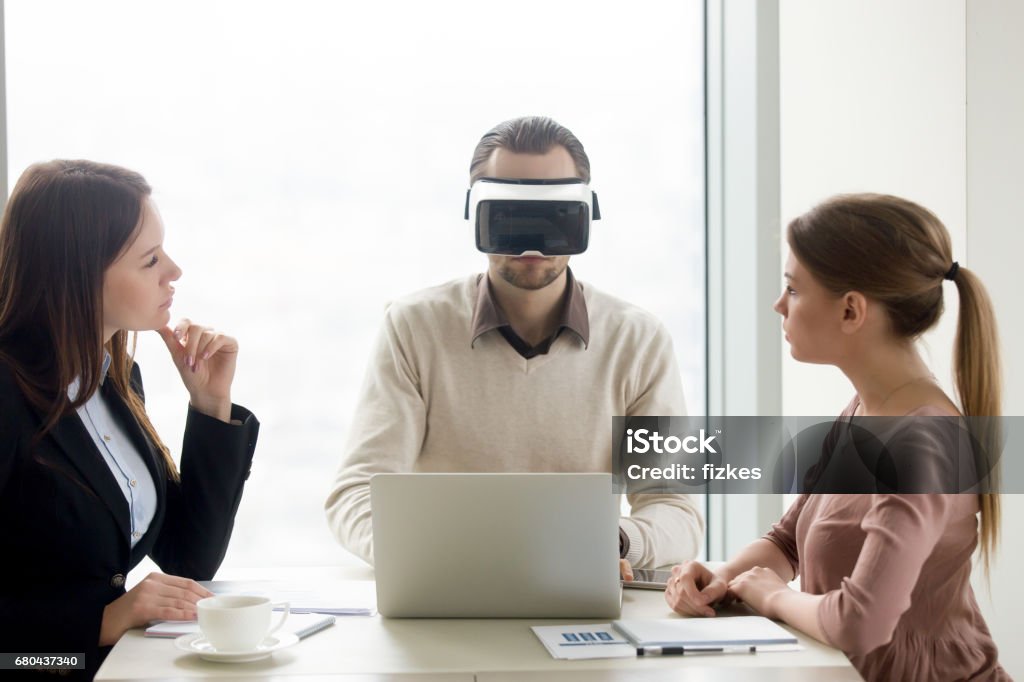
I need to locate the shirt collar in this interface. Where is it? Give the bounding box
[100,350,112,381]
[470,267,590,349]
[67,350,113,401]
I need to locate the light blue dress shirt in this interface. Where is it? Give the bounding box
[68,352,158,548]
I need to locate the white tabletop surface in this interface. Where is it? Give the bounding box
[96,565,855,680]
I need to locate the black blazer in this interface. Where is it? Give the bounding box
[0,361,259,679]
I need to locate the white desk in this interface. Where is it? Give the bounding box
[96,566,857,681]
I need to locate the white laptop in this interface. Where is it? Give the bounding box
[371,473,622,618]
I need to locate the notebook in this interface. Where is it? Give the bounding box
[612,616,798,647]
[145,612,335,639]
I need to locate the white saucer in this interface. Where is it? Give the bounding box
[174,632,299,662]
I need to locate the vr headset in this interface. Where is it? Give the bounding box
[464,177,601,256]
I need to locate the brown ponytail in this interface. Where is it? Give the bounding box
[788,193,1002,568]
[950,266,1001,570]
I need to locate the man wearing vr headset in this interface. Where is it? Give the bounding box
[325,116,702,570]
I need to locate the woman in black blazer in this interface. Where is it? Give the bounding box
[0,160,259,679]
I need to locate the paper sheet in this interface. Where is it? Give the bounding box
[531,624,636,660]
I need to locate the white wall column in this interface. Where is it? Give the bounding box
[966,1,1024,677]
[706,0,783,560]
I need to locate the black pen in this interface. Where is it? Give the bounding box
[637,645,757,656]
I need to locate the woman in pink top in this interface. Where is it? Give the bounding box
[665,194,1007,680]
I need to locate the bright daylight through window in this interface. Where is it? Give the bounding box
[4,0,706,566]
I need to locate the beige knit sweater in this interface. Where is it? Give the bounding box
[325,274,703,567]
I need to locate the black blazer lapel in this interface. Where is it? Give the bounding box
[45,409,132,542]
[100,379,165,496]
[98,378,169,566]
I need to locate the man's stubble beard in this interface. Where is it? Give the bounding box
[497,260,567,291]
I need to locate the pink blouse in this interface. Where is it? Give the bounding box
[764,398,1007,681]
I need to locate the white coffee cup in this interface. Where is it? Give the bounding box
[196,595,290,652]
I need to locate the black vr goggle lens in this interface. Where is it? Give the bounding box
[464,177,601,256]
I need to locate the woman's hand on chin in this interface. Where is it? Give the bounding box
[158,319,237,422]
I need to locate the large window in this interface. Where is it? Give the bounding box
[4,0,706,567]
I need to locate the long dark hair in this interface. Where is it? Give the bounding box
[788,193,1001,566]
[0,159,177,480]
